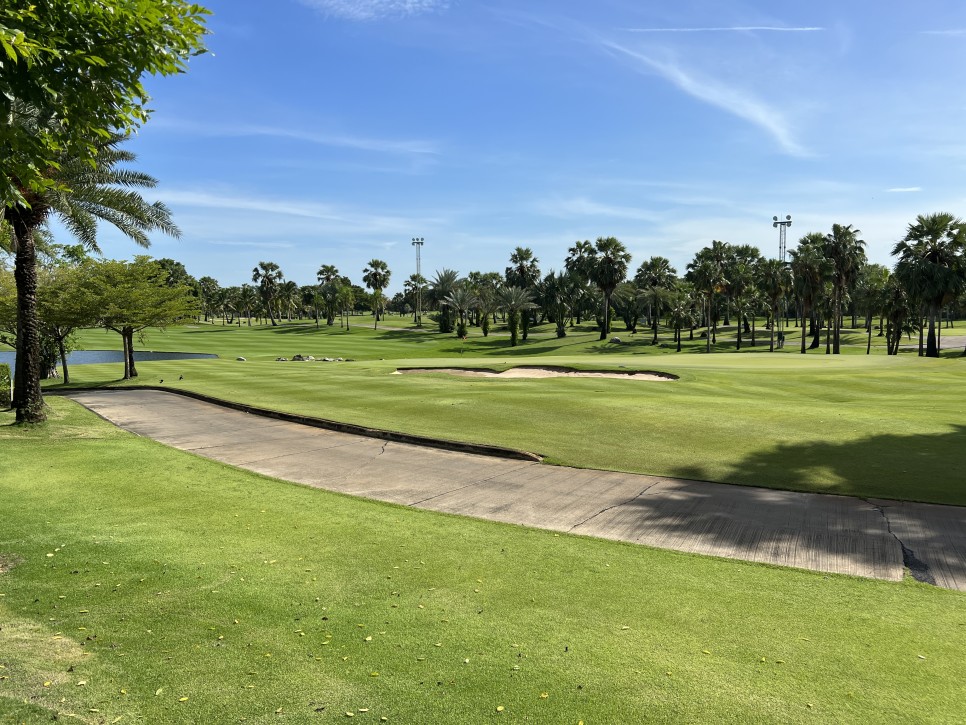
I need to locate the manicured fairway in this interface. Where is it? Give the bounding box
[61,322,966,505]
[1,398,965,722]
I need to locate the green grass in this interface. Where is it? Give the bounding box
[2,398,964,723]
[59,321,966,505]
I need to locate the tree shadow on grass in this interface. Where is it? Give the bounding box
[608,427,966,583]
[669,426,966,506]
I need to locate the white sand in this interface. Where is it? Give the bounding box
[394,366,675,381]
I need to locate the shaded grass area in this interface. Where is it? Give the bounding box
[58,323,966,505]
[1,398,965,722]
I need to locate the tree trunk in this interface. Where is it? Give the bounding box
[125,328,138,378]
[800,302,808,354]
[58,336,71,385]
[599,291,609,341]
[926,306,939,357]
[12,219,45,423]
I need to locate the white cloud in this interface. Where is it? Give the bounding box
[297,0,449,21]
[621,26,824,33]
[920,29,966,36]
[533,197,661,222]
[207,240,295,249]
[153,118,439,156]
[600,40,807,157]
[886,187,922,193]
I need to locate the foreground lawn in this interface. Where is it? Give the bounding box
[1,399,964,722]
[61,323,966,505]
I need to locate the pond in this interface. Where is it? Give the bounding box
[0,349,217,376]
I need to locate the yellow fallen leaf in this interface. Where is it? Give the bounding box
[370,672,379,677]
[43,681,52,687]
[179,697,189,702]
[112,717,123,724]
[364,636,373,642]
[359,709,369,713]
[539,692,548,699]
[702,650,711,655]
[77,681,87,687]
[496,705,505,712]
[155,688,163,696]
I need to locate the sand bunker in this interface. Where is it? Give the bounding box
[394,365,676,381]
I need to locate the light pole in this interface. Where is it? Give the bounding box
[772,215,792,346]
[773,214,792,263]
[411,237,424,327]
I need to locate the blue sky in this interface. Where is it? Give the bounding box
[80,0,966,292]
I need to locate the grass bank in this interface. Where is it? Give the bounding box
[1,398,964,722]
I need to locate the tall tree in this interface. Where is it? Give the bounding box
[789,233,832,354]
[362,259,391,329]
[635,256,678,344]
[587,237,631,341]
[758,259,792,352]
[823,224,866,354]
[1,1,208,207]
[496,286,537,347]
[430,269,460,334]
[3,128,178,422]
[251,261,283,327]
[892,212,966,358]
[89,256,199,379]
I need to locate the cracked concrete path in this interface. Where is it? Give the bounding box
[67,389,966,591]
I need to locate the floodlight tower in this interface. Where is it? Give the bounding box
[772,215,792,346]
[773,214,792,263]
[411,237,424,327]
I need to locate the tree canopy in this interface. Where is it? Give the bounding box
[1,1,209,206]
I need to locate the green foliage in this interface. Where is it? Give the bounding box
[1,0,209,206]
[0,362,9,407]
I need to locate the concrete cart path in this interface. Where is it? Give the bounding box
[67,389,966,591]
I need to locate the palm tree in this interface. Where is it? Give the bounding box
[238,284,259,326]
[443,285,478,338]
[278,280,300,321]
[403,273,427,325]
[687,259,726,352]
[823,224,866,354]
[362,259,391,329]
[789,233,832,354]
[3,123,178,423]
[758,259,792,352]
[496,286,537,347]
[252,261,283,327]
[892,212,966,357]
[667,295,697,352]
[587,237,631,341]
[430,269,460,333]
[854,264,890,354]
[505,247,541,289]
[635,256,678,343]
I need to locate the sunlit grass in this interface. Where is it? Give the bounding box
[2,398,964,722]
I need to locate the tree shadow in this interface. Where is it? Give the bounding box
[600,427,966,583]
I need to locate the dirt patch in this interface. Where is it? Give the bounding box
[0,553,23,574]
[394,365,677,381]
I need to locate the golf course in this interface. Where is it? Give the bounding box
[2,318,965,722]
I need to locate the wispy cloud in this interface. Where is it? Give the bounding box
[533,197,661,222]
[208,240,295,249]
[154,118,439,156]
[886,187,922,193]
[600,40,807,156]
[297,0,448,21]
[920,29,966,36]
[622,26,824,33]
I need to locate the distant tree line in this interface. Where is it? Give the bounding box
[181,213,966,357]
